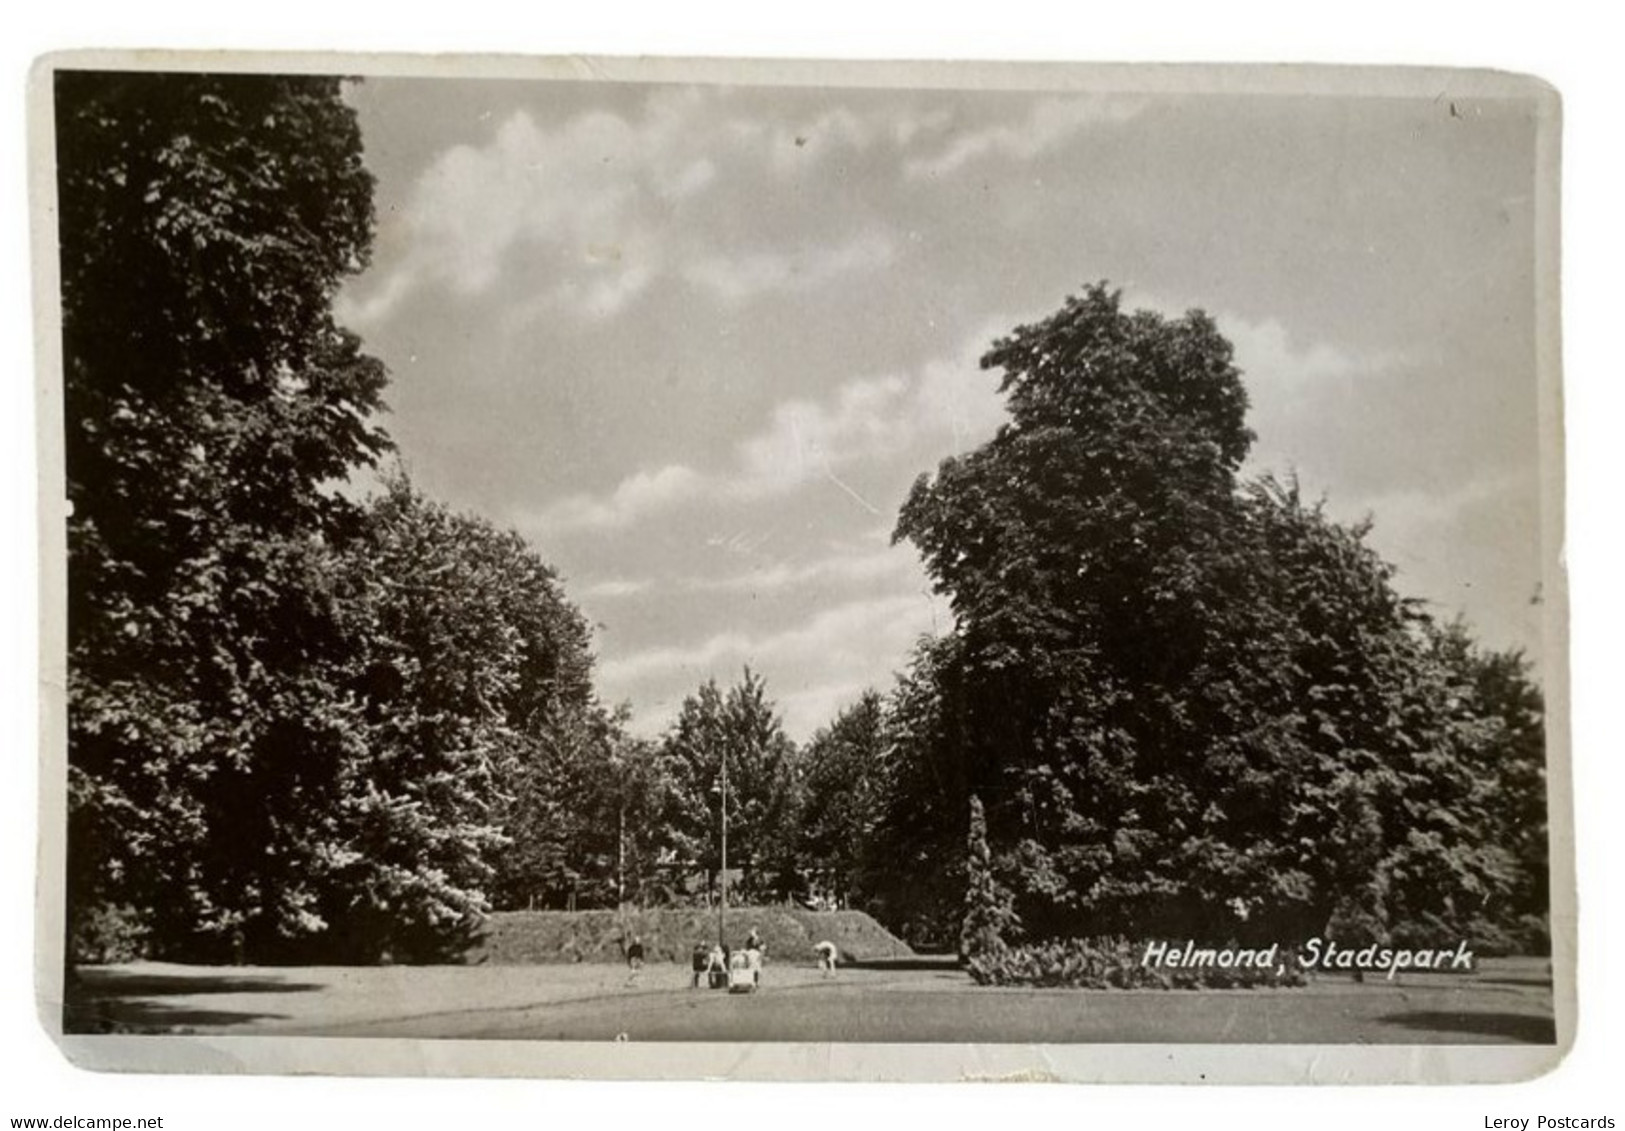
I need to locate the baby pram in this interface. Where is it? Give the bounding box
[727,947,762,993]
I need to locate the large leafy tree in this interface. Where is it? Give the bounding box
[797,690,888,907]
[1464,643,1548,931]
[599,732,679,908]
[1213,477,1493,941]
[325,478,601,957]
[489,705,673,913]
[889,284,1543,946]
[659,670,799,901]
[1419,622,1548,946]
[857,637,974,948]
[893,284,1263,939]
[57,72,391,959]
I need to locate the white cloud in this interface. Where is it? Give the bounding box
[522,325,1010,536]
[334,268,416,329]
[338,92,944,329]
[582,543,918,601]
[776,680,883,742]
[721,104,929,178]
[342,92,1134,329]
[1224,316,1380,387]
[683,231,896,305]
[522,304,1404,541]
[685,545,918,595]
[597,589,952,739]
[578,578,652,600]
[1218,311,1418,486]
[1345,470,1530,544]
[530,464,708,532]
[546,261,658,321]
[599,592,940,690]
[763,106,881,174]
[1108,289,1406,393]
[906,95,1144,179]
[415,109,645,294]
[730,330,1010,500]
[731,373,913,498]
[663,157,717,200]
[893,108,954,148]
[336,91,721,326]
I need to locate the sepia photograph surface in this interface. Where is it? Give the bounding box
[32,54,1568,1082]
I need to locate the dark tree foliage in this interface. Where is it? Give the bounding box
[892,285,1265,940]
[885,283,1548,949]
[325,477,602,958]
[56,71,689,961]
[1421,624,1549,950]
[600,733,680,907]
[490,707,673,913]
[858,636,973,948]
[659,670,800,901]
[1234,482,1538,946]
[1463,642,1548,928]
[58,72,392,960]
[960,795,1019,959]
[797,690,887,906]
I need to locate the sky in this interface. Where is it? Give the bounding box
[333,75,1546,741]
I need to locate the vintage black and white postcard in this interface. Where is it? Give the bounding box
[30,53,1569,1082]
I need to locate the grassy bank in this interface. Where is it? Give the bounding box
[467,906,914,965]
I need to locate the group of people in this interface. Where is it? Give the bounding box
[680,930,841,989]
[689,927,766,990]
[621,928,840,989]
[690,939,728,988]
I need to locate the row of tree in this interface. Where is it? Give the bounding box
[873,287,1549,952]
[617,288,1550,958]
[57,70,638,962]
[59,72,1548,966]
[56,71,871,963]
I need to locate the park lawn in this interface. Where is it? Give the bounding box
[62,956,1554,1045]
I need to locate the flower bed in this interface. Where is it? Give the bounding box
[966,936,1307,989]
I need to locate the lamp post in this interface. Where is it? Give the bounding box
[718,741,728,949]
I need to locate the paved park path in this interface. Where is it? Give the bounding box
[63,958,1556,1045]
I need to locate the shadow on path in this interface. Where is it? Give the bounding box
[1473,973,1554,989]
[64,969,322,1034]
[844,955,962,973]
[1378,1009,1556,1044]
[75,970,324,996]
